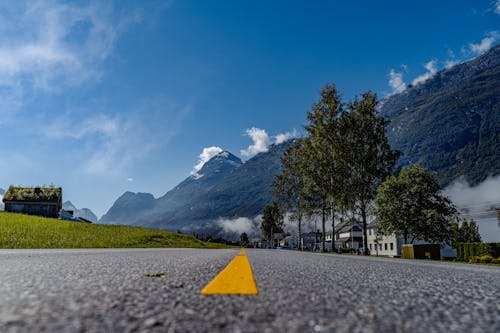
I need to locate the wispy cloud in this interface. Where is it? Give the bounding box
[240,127,271,157]
[467,31,499,54]
[0,1,139,114]
[411,60,438,86]
[275,129,298,144]
[192,146,223,175]
[44,99,191,176]
[495,0,500,15]
[388,69,406,94]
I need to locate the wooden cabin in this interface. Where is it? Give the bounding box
[2,186,62,218]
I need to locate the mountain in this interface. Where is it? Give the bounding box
[380,44,500,186]
[148,142,290,229]
[100,151,243,226]
[62,201,98,223]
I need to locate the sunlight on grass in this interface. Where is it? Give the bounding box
[0,212,229,249]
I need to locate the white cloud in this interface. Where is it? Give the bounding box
[495,0,500,14]
[468,31,499,54]
[275,129,298,144]
[411,60,438,86]
[192,146,223,175]
[126,178,134,182]
[216,217,261,237]
[0,1,138,114]
[240,127,271,157]
[388,69,406,94]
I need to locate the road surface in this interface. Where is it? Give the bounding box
[0,248,498,332]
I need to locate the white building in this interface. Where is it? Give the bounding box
[366,222,403,257]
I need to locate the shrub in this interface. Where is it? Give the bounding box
[469,255,500,264]
[456,243,500,262]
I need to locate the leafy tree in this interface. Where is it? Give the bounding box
[273,140,313,250]
[451,218,482,247]
[239,232,250,247]
[373,165,457,244]
[304,83,347,251]
[298,137,331,251]
[464,219,482,242]
[344,92,400,251]
[261,200,284,243]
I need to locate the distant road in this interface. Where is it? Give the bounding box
[0,249,498,332]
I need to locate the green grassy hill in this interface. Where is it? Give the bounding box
[0,212,230,249]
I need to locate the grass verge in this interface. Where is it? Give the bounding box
[0,211,230,249]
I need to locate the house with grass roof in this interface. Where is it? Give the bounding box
[3,186,62,218]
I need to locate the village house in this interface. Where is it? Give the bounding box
[3,186,62,218]
[366,222,403,257]
[335,223,363,250]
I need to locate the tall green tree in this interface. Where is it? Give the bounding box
[273,140,313,250]
[261,200,284,243]
[451,218,482,247]
[373,165,457,244]
[304,83,347,251]
[299,137,331,251]
[239,232,250,247]
[345,91,400,251]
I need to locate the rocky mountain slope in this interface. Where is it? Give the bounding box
[380,44,500,186]
[100,151,244,227]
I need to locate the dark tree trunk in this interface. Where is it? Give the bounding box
[330,199,335,251]
[321,201,326,252]
[361,204,368,254]
[298,214,302,251]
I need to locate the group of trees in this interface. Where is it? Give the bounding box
[267,83,463,251]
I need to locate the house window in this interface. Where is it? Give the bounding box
[379,244,382,250]
[384,243,388,250]
[369,244,372,250]
[390,243,394,251]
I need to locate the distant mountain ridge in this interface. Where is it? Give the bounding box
[100,150,247,227]
[62,201,98,223]
[380,44,500,186]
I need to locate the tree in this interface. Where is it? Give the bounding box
[344,92,400,251]
[373,165,457,244]
[273,140,313,250]
[239,232,250,247]
[261,200,284,245]
[304,83,347,251]
[451,218,482,247]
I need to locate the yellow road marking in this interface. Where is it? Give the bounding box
[201,254,258,295]
[238,250,246,255]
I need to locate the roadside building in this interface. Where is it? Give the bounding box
[3,186,62,218]
[300,231,322,251]
[335,223,363,250]
[366,222,403,257]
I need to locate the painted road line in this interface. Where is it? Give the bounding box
[201,253,258,295]
[238,250,246,255]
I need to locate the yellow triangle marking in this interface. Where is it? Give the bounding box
[201,255,258,295]
[238,250,246,255]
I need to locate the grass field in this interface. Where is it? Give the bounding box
[0,211,230,249]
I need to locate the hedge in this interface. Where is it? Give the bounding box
[456,242,500,262]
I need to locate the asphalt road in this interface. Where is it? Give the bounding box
[0,248,498,333]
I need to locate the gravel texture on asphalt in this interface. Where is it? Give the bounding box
[0,248,498,333]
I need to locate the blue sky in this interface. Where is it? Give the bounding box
[0,0,499,217]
